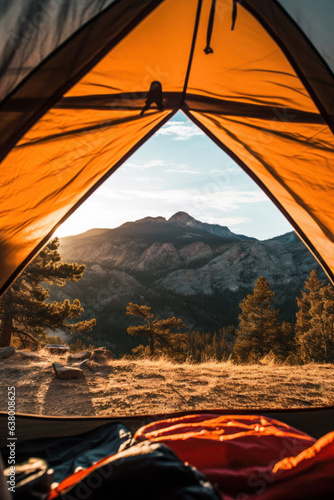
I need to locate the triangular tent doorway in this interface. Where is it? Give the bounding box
[0,0,334,297]
[1,3,334,497]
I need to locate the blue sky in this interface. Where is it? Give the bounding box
[56,111,293,240]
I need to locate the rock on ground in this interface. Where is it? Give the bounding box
[46,345,69,355]
[52,362,83,379]
[92,347,113,363]
[0,347,15,358]
[68,351,91,362]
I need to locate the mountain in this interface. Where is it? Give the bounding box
[49,213,326,354]
[168,212,250,239]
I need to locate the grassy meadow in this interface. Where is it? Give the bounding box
[0,351,333,417]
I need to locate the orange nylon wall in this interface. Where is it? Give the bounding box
[0,0,197,292]
[186,0,334,275]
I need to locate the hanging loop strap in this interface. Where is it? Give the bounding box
[231,0,238,31]
[204,0,216,54]
[140,81,164,116]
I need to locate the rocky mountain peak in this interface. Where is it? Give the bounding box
[168,211,245,240]
[168,212,197,226]
[132,216,167,225]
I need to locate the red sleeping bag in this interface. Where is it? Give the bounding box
[134,414,334,499]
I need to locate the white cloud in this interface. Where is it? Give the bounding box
[117,188,267,208]
[130,176,162,182]
[146,159,167,167]
[166,168,202,175]
[194,189,269,211]
[210,165,240,174]
[123,159,204,176]
[124,159,167,170]
[156,121,205,141]
[198,215,250,226]
[94,185,129,200]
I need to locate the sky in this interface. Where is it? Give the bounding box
[56,111,293,240]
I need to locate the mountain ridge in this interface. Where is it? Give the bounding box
[60,211,255,245]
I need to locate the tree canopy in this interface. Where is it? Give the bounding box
[126,302,188,360]
[296,270,334,363]
[0,238,96,348]
[233,277,291,363]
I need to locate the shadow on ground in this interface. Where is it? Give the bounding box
[43,376,96,416]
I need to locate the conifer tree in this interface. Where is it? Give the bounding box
[295,269,324,339]
[275,320,295,362]
[187,328,232,363]
[212,332,218,359]
[233,277,280,363]
[126,303,188,360]
[0,238,96,347]
[297,281,334,363]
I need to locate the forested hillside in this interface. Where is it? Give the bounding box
[47,212,326,355]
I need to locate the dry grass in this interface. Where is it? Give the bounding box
[0,353,333,417]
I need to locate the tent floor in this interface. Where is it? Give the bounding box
[1,405,334,448]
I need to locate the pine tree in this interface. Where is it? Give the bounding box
[126,303,188,360]
[186,328,232,363]
[219,326,235,361]
[295,270,324,339]
[233,277,280,363]
[212,332,218,360]
[0,238,96,348]
[188,330,202,362]
[298,283,334,363]
[295,269,327,363]
[275,320,295,361]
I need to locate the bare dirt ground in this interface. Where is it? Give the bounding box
[0,353,333,416]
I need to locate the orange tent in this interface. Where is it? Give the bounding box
[1,3,334,495]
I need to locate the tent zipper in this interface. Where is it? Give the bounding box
[204,0,216,54]
[231,0,238,30]
[204,0,238,54]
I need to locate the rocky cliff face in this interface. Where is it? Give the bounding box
[50,213,326,354]
[137,242,182,271]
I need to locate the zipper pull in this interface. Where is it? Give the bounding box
[204,0,216,54]
[231,0,238,31]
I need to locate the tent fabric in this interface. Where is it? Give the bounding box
[240,0,334,132]
[134,413,334,500]
[0,0,334,296]
[0,0,116,102]
[277,0,334,73]
[0,0,165,164]
[2,405,334,449]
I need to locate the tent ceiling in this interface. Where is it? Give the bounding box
[0,0,116,101]
[277,0,334,73]
[0,0,333,295]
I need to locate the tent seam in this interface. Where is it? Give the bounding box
[180,0,203,107]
